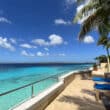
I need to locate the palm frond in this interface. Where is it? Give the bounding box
[97,36,107,46]
[74,1,99,23]
[78,6,110,40]
[76,0,85,4]
[98,24,109,37]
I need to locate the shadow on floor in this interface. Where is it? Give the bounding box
[58,95,105,110]
[81,89,95,97]
[75,71,92,80]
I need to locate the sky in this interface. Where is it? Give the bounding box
[0,0,107,63]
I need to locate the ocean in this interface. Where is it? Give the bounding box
[0,63,92,110]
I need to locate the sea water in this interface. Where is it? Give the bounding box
[0,63,92,110]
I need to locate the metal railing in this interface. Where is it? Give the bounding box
[0,74,59,98]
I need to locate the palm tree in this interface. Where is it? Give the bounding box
[74,0,110,71]
[74,0,110,40]
[97,36,110,71]
[95,55,107,63]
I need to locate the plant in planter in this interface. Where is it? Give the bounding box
[93,64,98,71]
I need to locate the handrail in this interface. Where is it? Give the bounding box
[0,74,59,97]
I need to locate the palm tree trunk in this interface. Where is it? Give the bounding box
[106,48,110,72]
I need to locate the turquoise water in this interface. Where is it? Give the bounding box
[0,64,92,110]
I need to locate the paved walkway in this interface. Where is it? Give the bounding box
[45,75,105,110]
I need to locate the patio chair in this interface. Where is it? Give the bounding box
[94,83,110,101]
[92,77,110,84]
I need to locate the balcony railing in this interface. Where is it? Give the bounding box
[0,74,59,110]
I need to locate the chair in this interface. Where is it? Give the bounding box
[94,83,110,101]
[92,77,110,84]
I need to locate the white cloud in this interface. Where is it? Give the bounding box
[10,38,17,44]
[32,39,48,46]
[20,43,37,49]
[0,17,11,24]
[44,47,49,51]
[83,35,95,43]
[36,52,42,56]
[21,50,35,57]
[0,37,15,51]
[21,50,29,56]
[54,19,71,25]
[21,50,49,57]
[36,51,49,57]
[32,34,66,46]
[49,34,63,45]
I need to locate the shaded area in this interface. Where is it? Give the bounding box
[46,72,105,110]
[58,95,105,110]
[102,95,110,110]
[75,71,92,80]
[80,73,90,80]
[81,89,95,97]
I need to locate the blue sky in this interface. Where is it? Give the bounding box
[0,0,107,63]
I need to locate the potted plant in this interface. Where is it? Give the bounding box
[93,64,97,71]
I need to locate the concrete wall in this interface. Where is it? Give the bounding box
[13,70,91,110]
[100,63,108,72]
[26,82,64,110]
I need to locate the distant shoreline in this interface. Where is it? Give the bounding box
[0,62,94,65]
